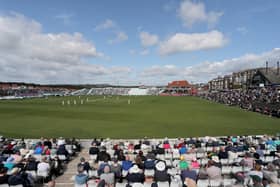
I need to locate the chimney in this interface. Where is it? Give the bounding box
[266,61,268,74]
[277,61,279,75]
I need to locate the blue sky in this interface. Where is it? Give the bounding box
[0,0,280,85]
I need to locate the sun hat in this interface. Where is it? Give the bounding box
[129,165,140,174]
[155,161,166,171]
[212,156,219,163]
[180,155,185,161]
[10,167,20,175]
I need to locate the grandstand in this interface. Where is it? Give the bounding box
[2,135,280,187]
[71,87,162,96]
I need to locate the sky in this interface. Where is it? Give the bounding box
[0,0,280,85]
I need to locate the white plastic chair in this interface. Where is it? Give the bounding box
[0,184,9,187]
[116,182,127,187]
[223,178,236,186]
[132,183,144,187]
[157,181,169,187]
[209,179,222,187]
[197,179,209,187]
[221,166,232,175]
[58,154,67,161]
[144,169,155,176]
[232,166,242,173]
[75,184,87,187]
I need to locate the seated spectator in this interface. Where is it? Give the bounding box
[144,157,155,170]
[97,157,110,176]
[99,165,114,187]
[77,157,91,173]
[44,146,51,155]
[206,160,222,180]
[37,157,50,178]
[180,162,197,182]
[179,144,187,154]
[218,146,228,159]
[25,156,38,171]
[110,158,122,182]
[89,142,99,155]
[116,149,125,161]
[232,172,245,187]
[240,152,254,169]
[256,145,264,158]
[50,156,63,177]
[0,167,9,184]
[134,155,144,170]
[154,161,170,183]
[137,151,146,162]
[96,146,111,162]
[12,151,23,164]
[56,144,69,159]
[126,164,144,184]
[190,158,200,169]
[8,167,24,186]
[4,157,15,171]
[250,175,263,187]
[34,142,44,155]
[262,163,278,184]
[163,141,171,150]
[75,166,88,185]
[211,156,222,168]
[122,155,133,172]
[248,163,263,180]
[43,139,52,149]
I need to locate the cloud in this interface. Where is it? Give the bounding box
[142,65,180,77]
[0,13,131,84]
[95,19,128,44]
[178,0,223,28]
[140,48,280,83]
[54,13,74,25]
[94,19,116,31]
[182,48,280,82]
[236,27,248,35]
[139,31,159,47]
[159,30,227,55]
[108,31,128,44]
[139,49,150,56]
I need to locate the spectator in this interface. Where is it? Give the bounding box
[77,157,91,173]
[0,167,9,184]
[96,146,111,162]
[126,164,144,184]
[89,142,99,155]
[75,166,88,185]
[8,167,24,186]
[99,165,114,187]
[154,161,170,183]
[206,160,222,180]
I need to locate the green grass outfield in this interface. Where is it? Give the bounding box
[0,96,279,138]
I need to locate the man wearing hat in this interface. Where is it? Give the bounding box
[8,167,24,186]
[154,161,170,183]
[126,164,144,185]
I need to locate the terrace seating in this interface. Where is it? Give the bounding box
[76,135,280,187]
[0,137,80,187]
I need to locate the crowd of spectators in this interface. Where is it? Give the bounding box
[201,88,280,118]
[0,136,80,186]
[74,136,280,187]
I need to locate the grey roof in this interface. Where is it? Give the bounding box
[259,68,280,84]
